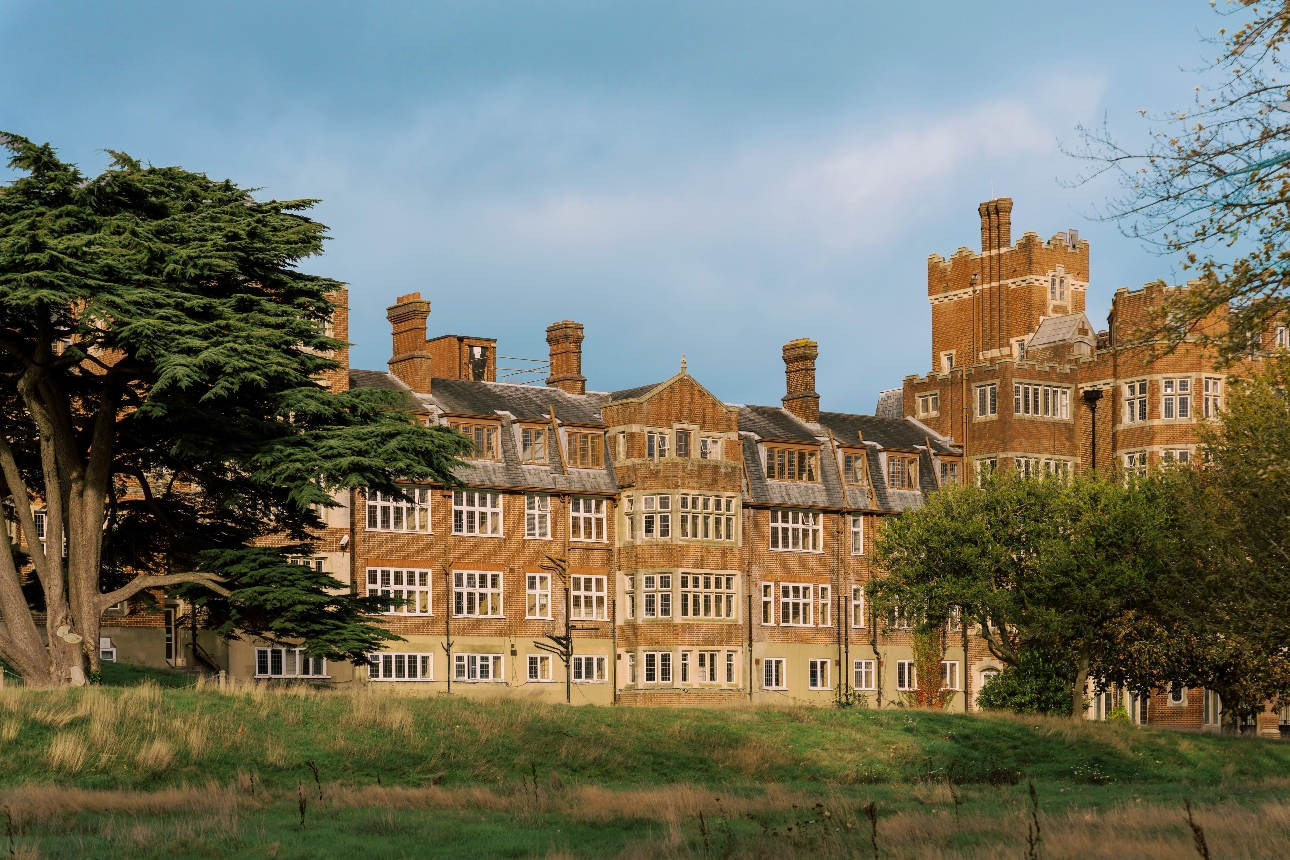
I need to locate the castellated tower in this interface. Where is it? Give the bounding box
[926,198,1089,372]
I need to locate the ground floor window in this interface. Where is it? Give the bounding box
[256,648,326,679]
[643,651,672,684]
[853,659,874,690]
[763,658,786,690]
[369,652,433,681]
[808,658,830,690]
[455,653,504,682]
[1204,690,1221,725]
[939,661,959,690]
[896,660,917,691]
[528,654,553,682]
[572,655,607,682]
[99,637,117,663]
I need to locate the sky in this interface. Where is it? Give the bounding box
[0,1,1228,410]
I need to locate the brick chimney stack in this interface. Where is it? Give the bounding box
[387,292,433,393]
[978,197,1013,252]
[781,338,820,424]
[545,321,587,395]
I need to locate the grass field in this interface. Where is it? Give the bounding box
[0,682,1287,858]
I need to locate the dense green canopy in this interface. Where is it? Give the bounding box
[0,133,470,686]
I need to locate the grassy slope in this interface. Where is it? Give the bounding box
[1,684,1286,793]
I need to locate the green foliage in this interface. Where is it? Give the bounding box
[872,472,1175,715]
[191,548,401,661]
[976,650,1076,717]
[0,133,473,680]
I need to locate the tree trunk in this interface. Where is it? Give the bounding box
[1072,645,1091,722]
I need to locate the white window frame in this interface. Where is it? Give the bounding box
[368,652,433,681]
[940,660,960,691]
[779,583,814,626]
[940,351,955,373]
[528,653,553,682]
[850,585,866,628]
[1203,376,1223,418]
[99,637,117,663]
[850,514,864,556]
[571,655,608,683]
[454,653,504,682]
[526,573,551,619]
[1123,451,1148,478]
[366,488,431,533]
[452,490,503,537]
[679,572,736,620]
[525,494,550,539]
[640,573,672,619]
[761,583,774,625]
[819,585,831,627]
[453,570,504,617]
[916,392,939,418]
[1124,380,1148,424]
[366,568,433,615]
[643,651,672,684]
[1162,448,1192,466]
[808,658,831,690]
[1161,377,1192,421]
[571,574,608,620]
[699,437,721,459]
[768,509,822,552]
[975,383,997,418]
[1169,684,1187,706]
[641,495,672,540]
[255,647,328,679]
[763,657,786,690]
[645,430,670,461]
[678,494,737,542]
[1013,383,1070,420]
[853,659,875,690]
[570,497,607,542]
[896,660,917,691]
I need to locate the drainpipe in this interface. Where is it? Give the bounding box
[1083,389,1103,477]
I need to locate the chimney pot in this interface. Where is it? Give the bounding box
[387,293,433,393]
[546,320,587,395]
[781,338,820,423]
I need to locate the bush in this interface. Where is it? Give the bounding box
[976,650,1074,716]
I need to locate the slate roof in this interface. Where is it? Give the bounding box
[735,402,961,513]
[736,405,818,442]
[426,377,609,426]
[818,412,957,454]
[609,383,664,402]
[347,371,616,493]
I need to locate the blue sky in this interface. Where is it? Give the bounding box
[1,1,1224,410]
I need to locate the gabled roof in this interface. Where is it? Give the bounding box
[1028,312,1096,350]
[608,383,663,402]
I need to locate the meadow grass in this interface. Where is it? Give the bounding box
[0,683,1286,857]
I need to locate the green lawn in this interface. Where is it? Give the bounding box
[0,685,1286,858]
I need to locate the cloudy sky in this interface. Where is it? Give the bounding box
[1,1,1223,409]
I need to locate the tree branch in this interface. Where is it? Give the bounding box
[97,572,232,612]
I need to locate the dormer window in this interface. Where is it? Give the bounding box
[887,454,919,490]
[842,452,867,485]
[566,431,604,469]
[765,446,818,482]
[450,421,499,460]
[520,427,547,463]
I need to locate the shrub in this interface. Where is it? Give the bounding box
[976,650,1075,716]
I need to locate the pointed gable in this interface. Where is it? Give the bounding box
[602,372,738,433]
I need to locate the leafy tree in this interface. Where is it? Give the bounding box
[872,473,1172,721]
[976,648,1075,717]
[0,134,471,687]
[1072,1,1290,360]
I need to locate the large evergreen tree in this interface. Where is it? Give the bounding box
[0,134,470,687]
